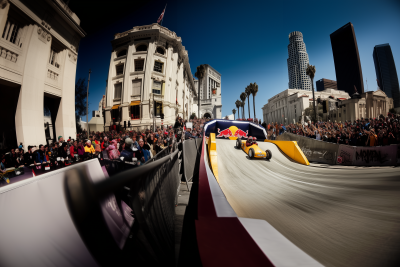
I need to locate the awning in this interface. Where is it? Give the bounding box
[130,101,140,106]
[112,105,120,110]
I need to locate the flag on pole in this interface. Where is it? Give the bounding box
[157,7,166,24]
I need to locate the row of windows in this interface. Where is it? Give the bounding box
[115,59,163,76]
[116,45,166,58]
[113,79,166,100]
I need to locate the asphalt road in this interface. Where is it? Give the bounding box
[216,139,400,267]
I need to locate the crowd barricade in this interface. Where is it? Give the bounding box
[182,139,197,183]
[278,132,399,166]
[65,150,180,266]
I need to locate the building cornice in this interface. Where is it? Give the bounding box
[111,23,197,97]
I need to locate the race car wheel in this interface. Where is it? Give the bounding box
[249,148,255,159]
[236,138,242,149]
[265,149,272,160]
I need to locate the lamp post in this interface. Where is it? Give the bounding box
[86,69,91,134]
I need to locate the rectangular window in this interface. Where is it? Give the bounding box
[153,61,163,73]
[130,105,140,119]
[114,83,122,99]
[135,59,144,71]
[112,109,120,122]
[154,101,162,117]
[116,64,124,75]
[152,81,162,94]
[132,80,141,96]
[49,49,60,68]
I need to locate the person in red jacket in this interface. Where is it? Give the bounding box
[246,136,253,147]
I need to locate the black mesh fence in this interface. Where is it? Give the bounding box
[183,140,197,183]
[127,150,179,265]
[64,150,180,267]
[143,147,171,165]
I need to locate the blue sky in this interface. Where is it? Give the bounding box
[76,0,400,121]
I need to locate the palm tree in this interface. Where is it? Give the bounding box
[240,92,247,119]
[241,101,245,119]
[195,65,206,118]
[250,82,258,120]
[235,100,241,119]
[245,85,251,119]
[306,64,317,122]
[232,109,236,120]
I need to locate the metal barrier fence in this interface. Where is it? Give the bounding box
[64,150,180,266]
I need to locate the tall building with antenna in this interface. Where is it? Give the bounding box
[287,31,312,91]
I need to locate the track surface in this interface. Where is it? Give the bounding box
[217,139,400,267]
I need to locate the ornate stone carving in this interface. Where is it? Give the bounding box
[37,26,51,44]
[47,69,59,81]
[0,46,18,63]
[68,51,77,63]
[0,0,9,9]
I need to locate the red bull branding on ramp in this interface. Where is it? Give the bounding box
[217,126,249,140]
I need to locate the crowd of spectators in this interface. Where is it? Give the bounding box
[264,113,400,146]
[1,116,210,184]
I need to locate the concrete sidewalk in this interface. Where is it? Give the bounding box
[175,181,192,265]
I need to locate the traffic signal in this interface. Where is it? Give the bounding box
[161,113,164,120]
[124,121,126,129]
[128,121,131,127]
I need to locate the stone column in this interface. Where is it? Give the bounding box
[15,25,50,146]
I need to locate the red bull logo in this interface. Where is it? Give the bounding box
[234,129,248,138]
[216,126,248,139]
[217,128,233,138]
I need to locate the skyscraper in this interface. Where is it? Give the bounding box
[330,22,364,95]
[373,44,400,108]
[316,78,338,92]
[287,31,311,91]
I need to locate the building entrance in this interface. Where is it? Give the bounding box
[0,80,21,152]
[204,113,211,119]
[43,93,61,144]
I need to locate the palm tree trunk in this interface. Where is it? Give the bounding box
[242,105,245,119]
[247,97,250,119]
[311,78,316,122]
[253,95,256,121]
[237,107,240,119]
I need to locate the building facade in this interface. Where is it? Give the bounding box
[373,43,400,108]
[0,0,85,150]
[330,22,364,95]
[316,78,337,92]
[262,88,350,124]
[287,31,311,91]
[104,24,197,130]
[196,64,222,119]
[333,90,393,122]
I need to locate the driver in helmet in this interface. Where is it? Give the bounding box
[246,136,253,147]
[252,136,258,146]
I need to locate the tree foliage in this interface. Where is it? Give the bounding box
[75,78,88,132]
[75,78,88,117]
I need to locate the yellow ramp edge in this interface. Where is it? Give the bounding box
[208,133,219,182]
[264,139,309,166]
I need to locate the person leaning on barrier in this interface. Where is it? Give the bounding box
[120,138,143,166]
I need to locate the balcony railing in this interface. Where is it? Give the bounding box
[201,99,212,104]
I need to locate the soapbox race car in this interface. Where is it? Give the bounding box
[236,137,272,160]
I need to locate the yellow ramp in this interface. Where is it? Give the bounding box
[264,140,309,165]
[208,133,219,182]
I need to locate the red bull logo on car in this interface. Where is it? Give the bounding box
[217,126,248,140]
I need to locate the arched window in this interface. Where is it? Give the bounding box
[136,45,147,52]
[117,49,127,57]
[156,47,165,55]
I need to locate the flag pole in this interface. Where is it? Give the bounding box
[160,3,167,26]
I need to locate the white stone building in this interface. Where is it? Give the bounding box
[194,64,222,119]
[287,31,311,91]
[262,88,350,124]
[104,24,197,130]
[0,0,85,149]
